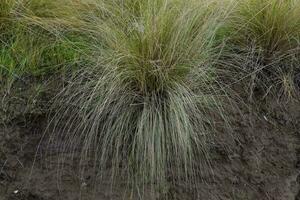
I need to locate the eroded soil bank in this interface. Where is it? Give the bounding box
[1,100,300,200]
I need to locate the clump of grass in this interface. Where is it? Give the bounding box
[0,0,87,88]
[225,0,300,101]
[0,0,91,129]
[49,0,230,195]
[0,0,14,21]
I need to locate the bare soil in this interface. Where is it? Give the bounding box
[0,99,300,200]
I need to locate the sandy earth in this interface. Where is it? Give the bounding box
[0,100,300,200]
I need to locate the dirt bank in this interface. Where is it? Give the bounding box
[0,100,299,200]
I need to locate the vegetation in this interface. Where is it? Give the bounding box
[0,0,89,123]
[50,0,230,193]
[224,0,300,101]
[0,0,86,88]
[0,0,299,198]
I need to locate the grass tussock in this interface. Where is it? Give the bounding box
[49,0,230,192]
[0,0,87,88]
[0,0,91,129]
[225,0,300,101]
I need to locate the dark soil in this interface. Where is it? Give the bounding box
[1,96,300,199]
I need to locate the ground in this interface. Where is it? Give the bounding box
[0,94,300,199]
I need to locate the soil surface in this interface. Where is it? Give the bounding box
[1,99,300,200]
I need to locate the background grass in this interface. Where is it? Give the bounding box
[0,0,88,88]
[223,0,300,101]
[0,0,91,125]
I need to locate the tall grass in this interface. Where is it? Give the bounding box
[225,0,300,101]
[48,0,230,195]
[0,0,86,89]
[0,0,92,134]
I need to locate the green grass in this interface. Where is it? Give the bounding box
[0,0,88,88]
[0,0,91,128]
[48,0,231,194]
[224,0,300,101]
